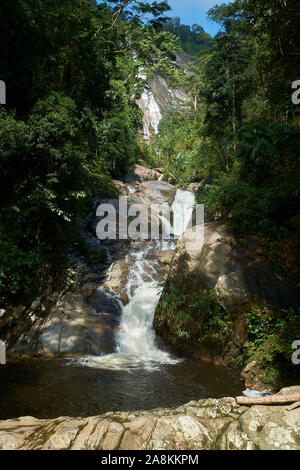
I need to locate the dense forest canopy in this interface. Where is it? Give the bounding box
[157,0,300,240]
[0,0,177,301]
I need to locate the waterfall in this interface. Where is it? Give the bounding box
[137,89,162,141]
[172,189,196,238]
[77,189,196,371]
[159,189,196,239]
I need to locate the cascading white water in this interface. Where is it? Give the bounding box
[172,189,196,238]
[78,189,196,371]
[137,89,162,141]
[127,186,137,194]
[159,189,196,240]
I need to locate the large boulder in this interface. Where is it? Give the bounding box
[186,176,211,194]
[9,287,122,357]
[125,165,162,183]
[155,222,300,365]
[168,222,299,309]
[137,180,176,205]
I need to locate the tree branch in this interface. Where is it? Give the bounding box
[110,0,134,30]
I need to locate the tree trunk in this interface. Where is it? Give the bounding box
[232,81,237,158]
[287,401,300,411]
[193,95,197,112]
[235,394,300,406]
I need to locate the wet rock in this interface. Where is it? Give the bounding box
[8,177,178,358]
[138,180,176,204]
[165,222,300,309]
[156,250,174,266]
[30,298,41,312]
[80,283,98,297]
[0,305,28,348]
[104,257,129,305]
[28,312,37,323]
[216,270,251,313]
[10,288,122,357]
[136,67,188,142]
[147,74,188,118]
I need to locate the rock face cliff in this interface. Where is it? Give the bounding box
[137,53,189,141]
[137,75,188,141]
[0,386,299,450]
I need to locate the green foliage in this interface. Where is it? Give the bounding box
[157,1,300,240]
[0,0,177,300]
[200,124,300,235]
[0,94,89,300]
[162,18,213,55]
[157,287,234,346]
[242,305,300,387]
[245,306,300,364]
[161,258,171,266]
[137,142,160,169]
[0,239,39,297]
[94,110,139,177]
[155,106,209,185]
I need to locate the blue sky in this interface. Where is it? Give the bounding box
[100,1,230,37]
[166,0,230,36]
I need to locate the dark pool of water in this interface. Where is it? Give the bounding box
[0,358,244,420]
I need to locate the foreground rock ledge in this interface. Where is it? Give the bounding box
[1,392,299,450]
